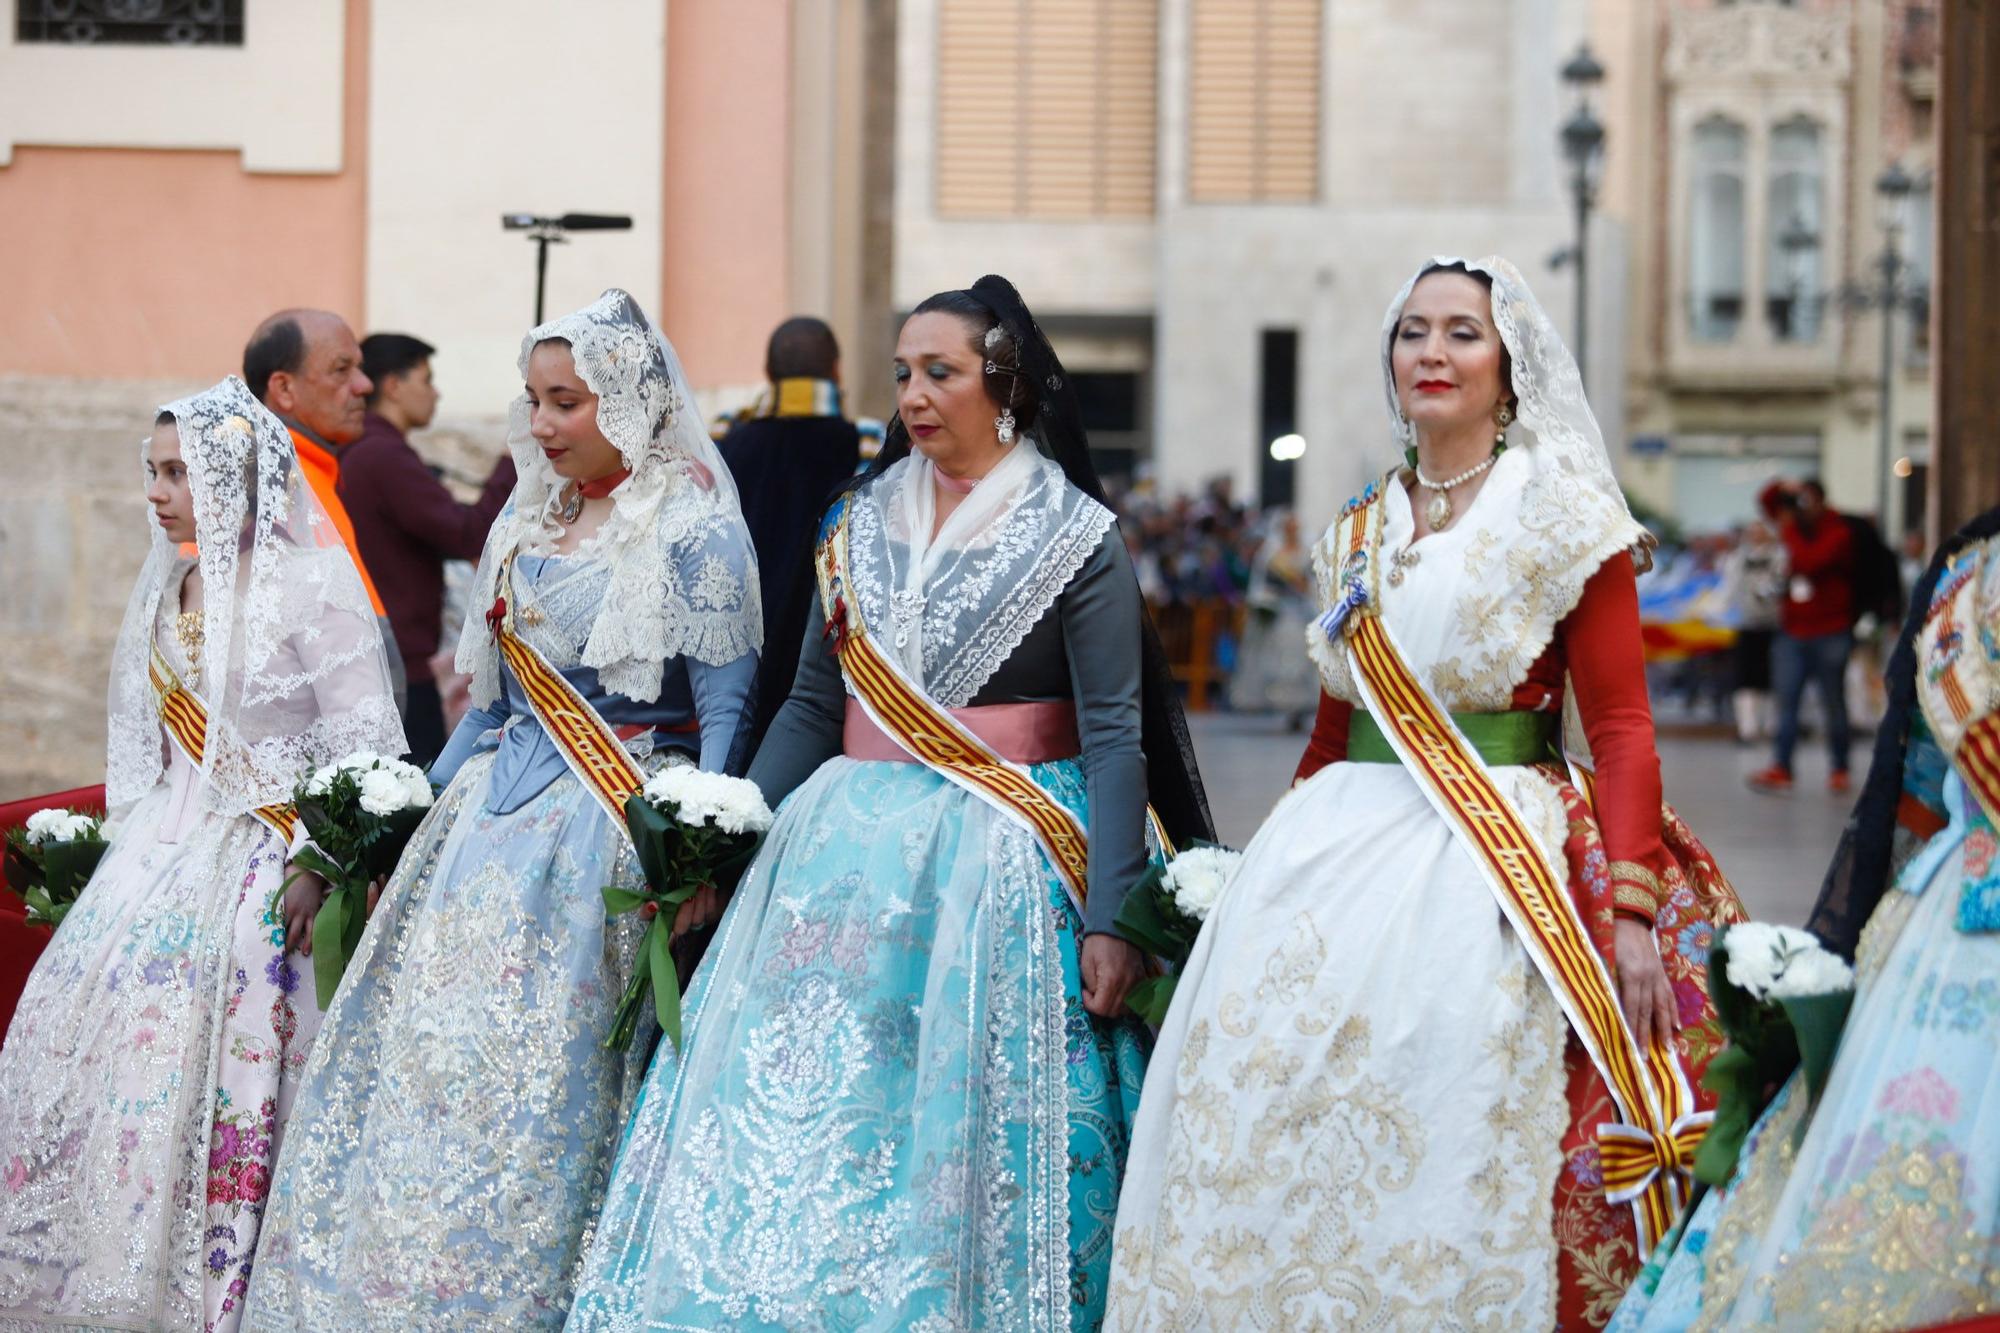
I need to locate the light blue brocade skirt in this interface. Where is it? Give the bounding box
[567,756,1149,1333]
[245,750,656,1331]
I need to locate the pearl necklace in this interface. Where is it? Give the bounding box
[1413,449,1500,530]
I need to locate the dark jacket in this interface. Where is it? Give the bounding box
[718,412,861,741]
[336,413,515,683]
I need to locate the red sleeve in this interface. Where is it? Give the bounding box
[1293,691,1352,785]
[1560,554,1672,923]
[376,445,516,562]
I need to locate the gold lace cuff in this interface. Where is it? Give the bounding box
[1609,860,1667,922]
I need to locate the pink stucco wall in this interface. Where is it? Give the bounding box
[661,0,792,387]
[0,0,370,380]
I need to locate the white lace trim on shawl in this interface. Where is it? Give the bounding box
[456,289,762,707]
[846,446,1116,710]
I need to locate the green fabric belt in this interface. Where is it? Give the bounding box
[1347,708,1562,767]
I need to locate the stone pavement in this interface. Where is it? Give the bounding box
[1186,713,1856,927]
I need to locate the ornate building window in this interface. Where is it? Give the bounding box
[15,0,243,45]
[1765,115,1825,342]
[1688,115,1748,343]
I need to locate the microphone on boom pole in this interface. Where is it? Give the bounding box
[501,213,634,323]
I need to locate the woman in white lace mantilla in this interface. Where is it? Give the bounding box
[0,377,403,1332]
[565,276,1213,1332]
[246,290,761,1330]
[1106,259,1746,1330]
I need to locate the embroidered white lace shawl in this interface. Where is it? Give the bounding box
[846,441,1116,709]
[104,376,404,818]
[1307,254,1651,710]
[456,288,762,707]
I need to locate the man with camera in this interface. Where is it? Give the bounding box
[1748,478,1857,795]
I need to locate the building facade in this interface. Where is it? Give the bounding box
[1604,0,1936,538]
[893,0,1611,529]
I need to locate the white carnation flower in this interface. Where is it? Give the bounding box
[1723,922,1845,1001]
[99,819,123,844]
[23,810,98,845]
[356,768,410,817]
[1161,846,1243,921]
[397,764,435,809]
[22,810,66,845]
[640,768,773,835]
[1767,945,1854,999]
[303,764,339,798]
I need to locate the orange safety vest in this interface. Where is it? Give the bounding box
[289,427,387,616]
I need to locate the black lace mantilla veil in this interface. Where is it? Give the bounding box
[821,274,1217,850]
[1805,503,2000,958]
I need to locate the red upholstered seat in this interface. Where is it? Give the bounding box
[0,785,105,1041]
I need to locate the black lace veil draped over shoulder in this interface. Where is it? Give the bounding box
[830,273,1216,849]
[1805,504,2000,958]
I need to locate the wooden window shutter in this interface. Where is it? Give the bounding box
[1189,0,1321,203]
[937,0,1159,218]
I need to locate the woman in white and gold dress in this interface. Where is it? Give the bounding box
[0,378,402,1332]
[1107,258,1745,1330]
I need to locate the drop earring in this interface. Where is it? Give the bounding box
[995,405,1016,445]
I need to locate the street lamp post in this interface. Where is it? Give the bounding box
[1559,43,1606,387]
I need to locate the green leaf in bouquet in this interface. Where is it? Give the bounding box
[41,838,107,903]
[22,886,59,931]
[623,793,679,897]
[295,796,342,851]
[3,839,43,906]
[359,805,427,881]
[310,885,355,1011]
[1692,1044,1762,1187]
[1777,988,1855,1112]
[1126,975,1179,1029]
[650,915,682,1048]
[1110,862,1174,956]
[1691,928,1802,1187]
[601,885,651,916]
[604,916,657,1054]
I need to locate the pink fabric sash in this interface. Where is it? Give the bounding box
[842,698,1081,766]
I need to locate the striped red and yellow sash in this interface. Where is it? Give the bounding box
[1346,612,1705,1251]
[816,500,1095,907]
[1919,544,2000,828]
[1319,482,1705,1253]
[487,554,648,837]
[147,644,297,842]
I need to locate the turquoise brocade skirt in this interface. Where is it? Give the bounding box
[567,755,1149,1332]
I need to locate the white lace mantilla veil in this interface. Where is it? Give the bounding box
[455,288,761,706]
[103,375,403,819]
[1380,254,1651,572]
[1309,256,1654,718]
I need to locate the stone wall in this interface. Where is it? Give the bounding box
[0,374,509,799]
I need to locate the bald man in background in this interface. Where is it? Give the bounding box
[243,308,407,713]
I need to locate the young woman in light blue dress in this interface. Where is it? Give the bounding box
[246,290,761,1330]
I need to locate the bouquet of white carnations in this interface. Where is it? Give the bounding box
[1111,843,1243,1027]
[3,808,111,928]
[1692,921,1856,1186]
[601,767,774,1052]
[286,752,435,1007]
